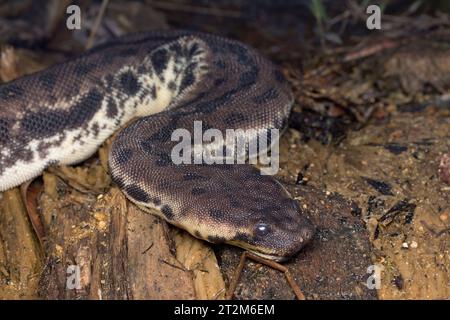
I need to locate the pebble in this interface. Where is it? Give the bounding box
[410,241,418,249]
[402,242,409,249]
[439,213,448,222]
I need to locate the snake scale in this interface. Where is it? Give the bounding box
[0,31,314,261]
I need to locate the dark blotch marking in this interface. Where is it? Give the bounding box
[39,72,57,91]
[170,42,182,56]
[74,62,96,76]
[118,48,137,57]
[140,138,154,154]
[0,118,11,145]
[213,78,226,87]
[192,90,234,114]
[188,42,200,57]
[239,65,259,88]
[149,122,178,143]
[106,99,118,118]
[194,231,201,238]
[156,153,172,166]
[167,81,177,92]
[161,205,174,220]
[117,148,133,165]
[120,71,141,95]
[91,122,99,137]
[227,43,252,65]
[191,187,207,195]
[21,109,66,137]
[214,60,226,69]
[73,133,83,142]
[225,112,247,125]
[69,89,103,128]
[150,85,157,99]
[179,65,196,93]
[36,140,54,158]
[183,172,207,181]
[125,185,149,203]
[17,148,34,163]
[229,199,241,208]
[151,48,168,76]
[252,88,279,104]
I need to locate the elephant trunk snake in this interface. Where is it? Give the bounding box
[0,31,314,261]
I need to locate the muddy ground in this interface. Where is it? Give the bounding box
[0,0,449,299]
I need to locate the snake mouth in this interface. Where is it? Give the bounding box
[227,241,302,262]
[227,223,316,262]
[249,251,290,262]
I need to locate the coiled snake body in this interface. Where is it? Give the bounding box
[0,31,314,261]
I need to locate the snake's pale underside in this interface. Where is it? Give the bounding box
[0,31,314,261]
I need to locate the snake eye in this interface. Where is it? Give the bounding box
[254,223,270,237]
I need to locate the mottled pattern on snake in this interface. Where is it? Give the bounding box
[0,31,314,260]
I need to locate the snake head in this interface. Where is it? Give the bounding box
[226,198,315,262]
[186,166,316,262]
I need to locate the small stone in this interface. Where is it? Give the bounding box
[439,213,448,222]
[402,242,409,249]
[414,151,426,160]
[410,241,418,249]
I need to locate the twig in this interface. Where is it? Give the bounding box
[85,0,110,50]
[343,39,399,62]
[421,221,450,237]
[141,242,154,254]
[226,251,306,300]
[211,288,226,300]
[158,258,187,272]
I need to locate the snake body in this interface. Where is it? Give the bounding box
[0,31,314,261]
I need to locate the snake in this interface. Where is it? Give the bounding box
[0,31,315,261]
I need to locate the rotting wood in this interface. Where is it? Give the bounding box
[37,172,196,299]
[0,188,43,299]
